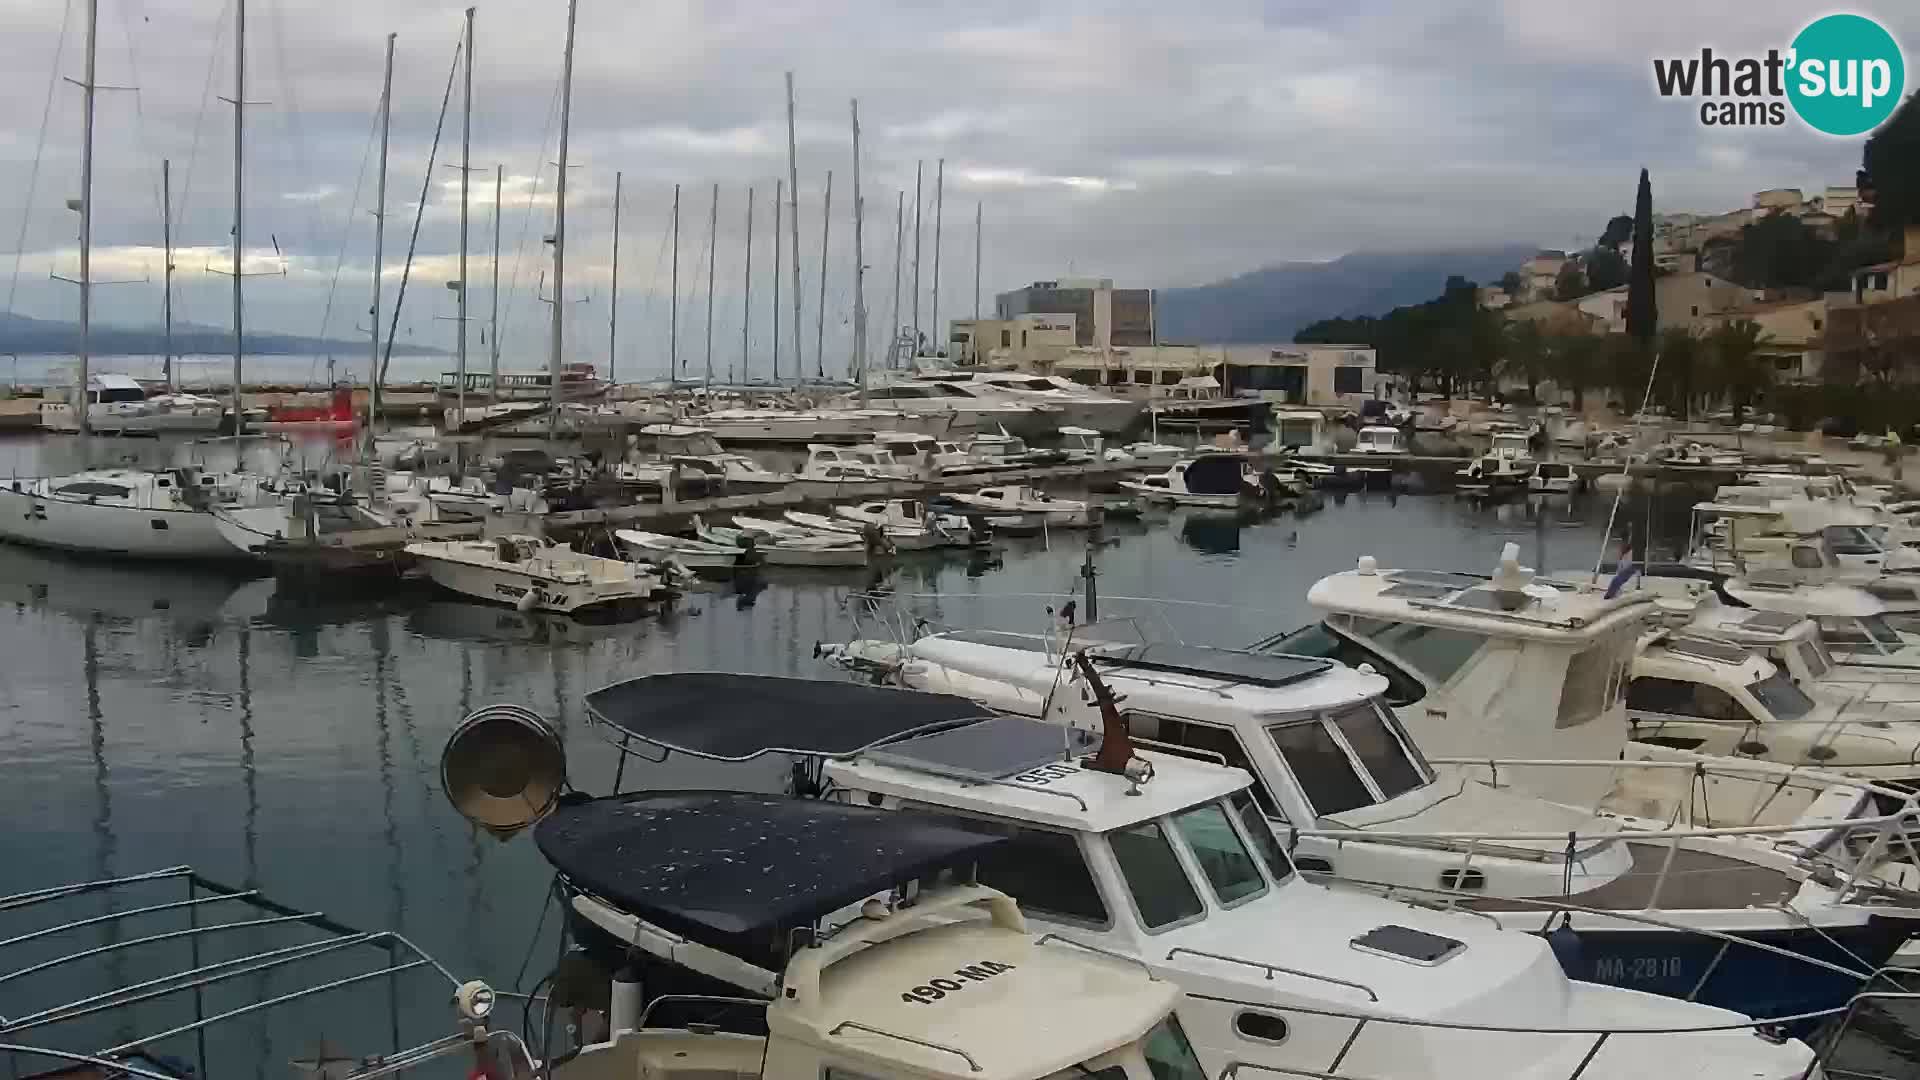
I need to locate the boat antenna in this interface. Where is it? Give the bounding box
[1589,350,1664,586]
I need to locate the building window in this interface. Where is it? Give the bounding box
[1159,370,1181,385]
[1333,367,1363,395]
[1021,331,1028,348]
[1133,370,1153,385]
[1001,330,1011,348]
[1106,369,1127,386]
[1690,305,1699,316]
[1812,317,1823,330]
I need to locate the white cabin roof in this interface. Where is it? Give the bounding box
[1722,578,1889,617]
[91,373,144,390]
[1308,561,1657,643]
[1637,636,1776,685]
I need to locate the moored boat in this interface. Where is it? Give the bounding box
[405,534,660,613]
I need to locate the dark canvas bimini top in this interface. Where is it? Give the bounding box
[534,791,1007,942]
[583,673,992,760]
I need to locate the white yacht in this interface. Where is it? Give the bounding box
[1715,575,1920,673]
[697,406,902,443]
[638,423,798,492]
[0,467,286,559]
[404,535,661,614]
[540,674,1827,1080]
[833,497,982,547]
[39,373,227,434]
[945,484,1093,527]
[798,443,913,484]
[870,430,969,475]
[843,377,1059,437]
[1351,425,1409,455]
[1120,454,1260,508]
[946,371,1143,434]
[816,629,1920,1020]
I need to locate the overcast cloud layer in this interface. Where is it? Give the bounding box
[0,0,1913,381]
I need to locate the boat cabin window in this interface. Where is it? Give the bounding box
[1797,638,1834,677]
[1351,618,1487,688]
[1267,720,1374,814]
[54,481,133,498]
[1108,821,1204,929]
[1170,804,1267,906]
[1123,713,1282,817]
[1143,1015,1207,1080]
[1230,791,1292,882]
[1257,622,1426,706]
[1558,638,1632,729]
[978,489,1004,499]
[1823,526,1883,556]
[1748,670,1814,720]
[1790,546,1826,569]
[1626,676,1748,721]
[972,823,1110,927]
[1817,614,1903,651]
[1329,701,1429,798]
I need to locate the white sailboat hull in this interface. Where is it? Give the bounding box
[40,402,226,434]
[0,486,240,559]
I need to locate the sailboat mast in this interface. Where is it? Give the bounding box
[76,0,97,432]
[783,72,801,386]
[889,190,902,371]
[609,169,621,384]
[930,157,943,359]
[548,0,578,439]
[740,184,752,382]
[369,33,393,432]
[814,170,830,380]
[456,6,473,430]
[162,161,173,392]
[489,163,500,402]
[973,200,981,322]
[910,160,922,358]
[229,0,245,427]
[703,183,717,392]
[771,179,781,383]
[669,183,678,382]
[850,100,866,405]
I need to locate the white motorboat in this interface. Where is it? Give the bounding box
[945,484,1092,526]
[798,443,912,483]
[833,497,981,547]
[814,630,1920,1020]
[693,515,869,567]
[1654,441,1746,469]
[39,373,227,434]
[0,467,288,559]
[868,430,968,476]
[1272,408,1331,453]
[1488,429,1535,461]
[613,528,746,574]
[1351,424,1409,455]
[405,535,660,614]
[1453,454,1532,495]
[423,474,494,519]
[784,509,938,550]
[639,423,798,492]
[1057,425,1108,463]
[1715,575,1920,672]
[547,673,1829,1080]
[962,431,1037,467]
[1119,454,1254,508]
[1528,460,1582,493]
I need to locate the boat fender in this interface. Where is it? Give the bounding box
[1544,915,1584,973]
[517,587,541,613]
[608,967,644,1035]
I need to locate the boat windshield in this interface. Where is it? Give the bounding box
[1229,790,1292,883]
[1266,700,1428,815]
[1108,821,1203,929]
[1818,614,1905,651]
[1797,637,1833,678]
[1748,670,1816,720]
[1169,803,1266,906]
[1142,1015,1207,1080]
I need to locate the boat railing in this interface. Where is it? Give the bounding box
[0,865,481,1080]
[1164,947,1379,1002]
[1036,933,1158,978]
[1433,751,1920,815]
[827,1020,983,1073]
[1195,984,1914,1080]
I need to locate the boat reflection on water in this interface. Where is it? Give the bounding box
[0,541,260,624]
[404,598,651,646]
[1177,509,1246,555]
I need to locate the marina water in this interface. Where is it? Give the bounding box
[1,434,1915,1076]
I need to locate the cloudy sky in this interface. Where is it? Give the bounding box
[0,0,1912,381]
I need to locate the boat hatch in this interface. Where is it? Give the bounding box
[1387,569,1486,589]
[1378,581,1455,601]
[1664,637,1753,664]
[1348,925,1465,967]
[582,672,991,760]
[533,791,1006,947]
[864,715,1100,783]
[1738,610,1804,633]
[1092,644,1332,688]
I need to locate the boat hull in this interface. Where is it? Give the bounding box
[0,487,243,559]
[411,552,650,614]
[1540,912,1918,1025]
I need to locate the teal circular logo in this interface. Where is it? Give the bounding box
[1787,14,1904,136]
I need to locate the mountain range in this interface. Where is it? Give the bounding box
[0,312,446,356]
[1152,245,1538,344]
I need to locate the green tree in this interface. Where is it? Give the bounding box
[1608,334,1655,408]
[1730,212,1834,289]
[1546,332,1600,411]
[1553,264,1588,300]
[1862,93,1920,238]
[1502,319,1548,400]
[1599,215,1634,249]
[1498,270,1523,296]
[1706,319,1773,424]
[1627,169,1657,348]
[1584,247,1629,292]
[1655,327,1701,418]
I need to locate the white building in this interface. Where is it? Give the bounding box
[1217,344,1381,407]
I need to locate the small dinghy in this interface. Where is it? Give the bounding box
[614,528,751,574]
[693,515,869,567]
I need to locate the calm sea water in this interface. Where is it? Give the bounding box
[0,440,1911,1077]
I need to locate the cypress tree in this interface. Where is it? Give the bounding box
[1626,168,1657,347]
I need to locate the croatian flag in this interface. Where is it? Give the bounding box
[1604,540,1639,599]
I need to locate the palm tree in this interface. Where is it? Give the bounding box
[1656,327,1701,419]
[1544,332,1599,411]
[1706,319,1773,424]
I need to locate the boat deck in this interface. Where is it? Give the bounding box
[1462,842,1801,913]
